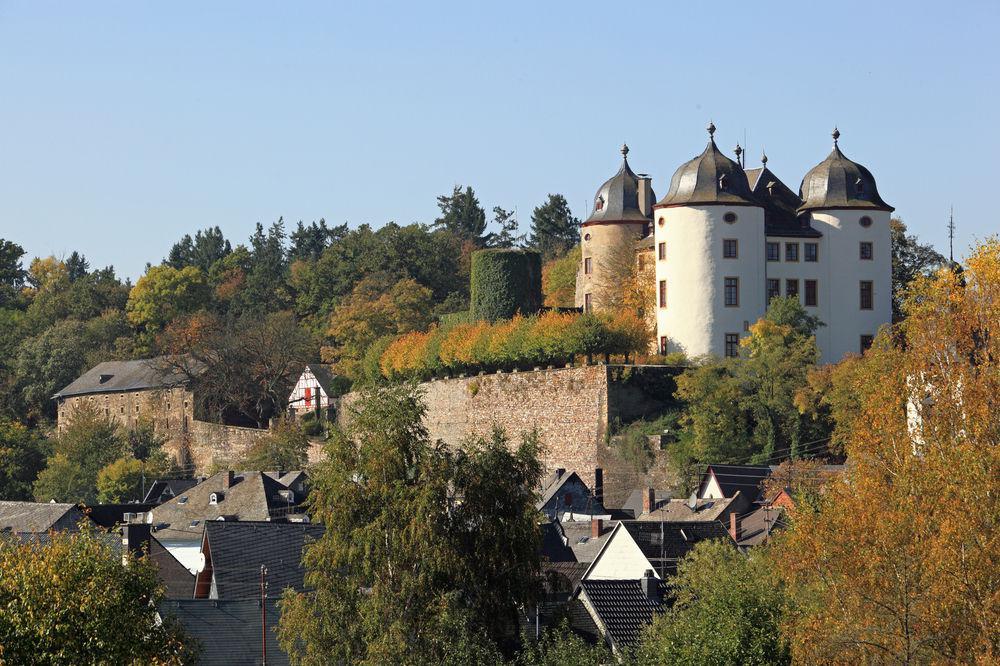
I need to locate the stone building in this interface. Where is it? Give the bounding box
[54,358,268,471]
[579,125,893,364]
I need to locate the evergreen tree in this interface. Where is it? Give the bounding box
[434,185,487,245]
[167,226,232,272]
[890,217,944,321]
[0,239,27,308]
[289,219,348,262]
[483,206,524,249]
[529,194,579,260]
[64,251,90,282]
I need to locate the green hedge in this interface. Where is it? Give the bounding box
[469,249,542,322]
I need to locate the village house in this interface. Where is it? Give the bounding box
[286,363,338,420]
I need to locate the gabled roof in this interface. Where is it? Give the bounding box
[150,472,300,543]
[53,357,195,399]
[698,464,773,501]
[539,520,577,563]
[633,494,740,522]
[616,520,733,575]
[150,536,196,599]
[562,519,616,564]
[0,501,86,533]
[579,578,667,648]
[736,504,786,548]
[536,470,605,515]
[84,503,157,529]
[199,521,325,599]
[745,164,823,239]
[305,364,338,397]
[158,599,289,666]
[144,479,202,505]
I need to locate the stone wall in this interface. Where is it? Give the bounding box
[340,364,677,489]
[185,420,270,470]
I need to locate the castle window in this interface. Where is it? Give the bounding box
[860,281,873,310]
[718,174,728,190]
[766,242,780,262]
[805,243,818,262]
[724,333,739,358]
[723,239,738,258]
[584,233,591,241]
[785,243,799,262]
[584,257,593,275]
[860,335,874,353]
[859,216,873,228]
[658,242,666,261]
[724,277,739,307]
[767,278,780,301]
[805,280,818,307]
[658,217,665,227]
[855,178,864,194]
[659,336,667,355]
[860,241,873,260]
[595,196,604,211]
[659,280,667,308]
[584,293,592,312]
[723,212,737,224]
[786,279,799,300]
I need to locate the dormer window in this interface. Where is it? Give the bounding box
[99,374,113,384]
[209,492,223,505]
[718,174,728,190]
[855,177,864,194]
[595,196,604,211]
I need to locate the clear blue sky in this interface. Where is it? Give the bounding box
[1,1,997,279]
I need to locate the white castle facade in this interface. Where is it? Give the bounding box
[577,124,893,365]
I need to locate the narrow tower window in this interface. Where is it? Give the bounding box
[785,243,799,262]
[786,279,799,300]
[659,280,667,308]
[860,242,873,260]
[723,239,738,258]
[658,242,666,261]
[860,281,873,310]
[584,257,593,275]
[724,277,739,307]
[805,280,818,307]
[584,293,592,312]
[724,333,739,358]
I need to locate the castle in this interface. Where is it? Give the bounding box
[577,124,893,365]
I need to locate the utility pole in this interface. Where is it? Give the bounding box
[261,565,268,665]
[948,206,956,264]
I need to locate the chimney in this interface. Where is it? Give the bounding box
[637,176,653,218]
[122,523,151,563]
[730,512,739,541]
[554,468,565,482]
[591,517,603,539]
[642,487,655,514]
[593,468,604,506]
[641,569,659,601]
[223,470,234,489]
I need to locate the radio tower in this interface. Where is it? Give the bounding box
[948,206,955,264]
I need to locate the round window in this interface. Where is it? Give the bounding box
[723,212,738,224]
[859,216,873,228]
[584,233,591,241]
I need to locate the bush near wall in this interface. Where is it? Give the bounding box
[469,249,542,322]
[378,310,650,380]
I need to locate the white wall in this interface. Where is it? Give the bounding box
[655,205,765,358]
[764,236,829,355]
[288,367,331,414]
[584,526,658,580]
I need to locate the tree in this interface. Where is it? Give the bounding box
[126,264,211,332]
[891,217,945,321]
[278,384,543,664]
[675,360,753,463]
[238,419,310,471]
[529,195,579,260]
[541,246,580,308]
[434,185,487,245]
[0,419,48,500]
[635,540,789,665]
[0,239,27,308]
[0,528,191,664]
[594,235,654,318]
[289,219,347,262]
[96,456,145,503]
[484,207,524,249]
[167,226,232,272]
[776,240,1000,663]
[33,406,128,503]
[65,251,89,281]
[516,622,611,665]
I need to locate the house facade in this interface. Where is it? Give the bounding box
[287,364,337,418]
[579,125,893,364]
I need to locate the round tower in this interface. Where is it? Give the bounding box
[653,123,765,358]
[578,144,655,312]
[798,128,894,363]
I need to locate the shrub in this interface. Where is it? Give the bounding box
[469,249,542,322]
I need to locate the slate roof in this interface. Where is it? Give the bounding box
[562,520,616,564]
[144,479,202,505]
[539,520,577,563]
[579,578,667,648]
[150,472,302,543]
[85,503,157,529]
[2,530,123,555]
[0,501,87,533]
[150,537,196,598]
[633,494,740,522]
[583,147,654,227]
[200,521,325,599]
[159,599,289,666]
[745,164,823,238]
[736,504,786,548]
[699,464,773,501]
[656,130,758,208]
[53,357,195,399]
[798,131,893,213]
[619,520,734,576]
[536,470,606,516]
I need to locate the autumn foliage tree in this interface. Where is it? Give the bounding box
[776,239,1000,663]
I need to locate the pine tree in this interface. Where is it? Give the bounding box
[529,194,579,260]
[433,185,487,245]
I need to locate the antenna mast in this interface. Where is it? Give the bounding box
[948,206,955,264]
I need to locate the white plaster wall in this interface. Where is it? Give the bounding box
[288,367,331,414]
[584,527,658,580]
[655,205,765,358]
[807,210,891,364]
[764,236,830,356]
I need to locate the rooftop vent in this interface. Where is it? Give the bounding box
[99,374,114,384]
[178,496,188,505]
[189,520,200,528]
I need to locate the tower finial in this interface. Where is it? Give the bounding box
[832,126,841,147]
[761,149,768,167]
[621,143,629,159]
[707,121,716,140]
[734,143,743,168]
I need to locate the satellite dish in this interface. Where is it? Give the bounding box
[687,492,698,510]
[195,553,207,573]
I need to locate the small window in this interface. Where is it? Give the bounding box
[584,293,592,313]
[659,336,667,355]
[786,279,799,300]
[785,243,799,262]
[860,281,873,310]
[724,333,739,358]
[724,277,739,307]
[584,257,593,275]
[805,279,818,307]
[723,239,738,258]
[718,174,728,190]
[767,278,780,301]
[595,196,604,211]
[658,242,666,261]
[860,241,873,260]
[855,178,864,194]
[723,211,737,224]
[658,217,665,227]
[743,320,750,332]
[659,280,667,308]
[859,216,873,228]
[860,335,874,353]
[766,242,780,262]
[804,243,818,262]
[584,233,591,241]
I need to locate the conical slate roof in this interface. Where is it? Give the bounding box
[655,124,758,209]
[583,145,654,227]
[798,129,893,213]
